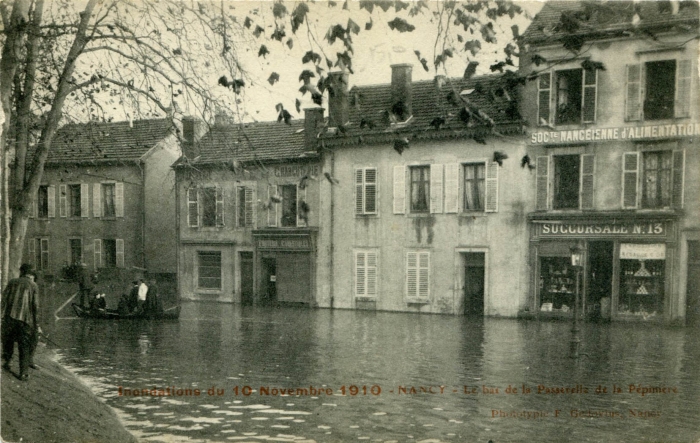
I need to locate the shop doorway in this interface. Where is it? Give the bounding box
[588,241,614,320]
[687,241,700,326]
[261,258,277,305]
[240,252,254,306]
[463,252,485,316]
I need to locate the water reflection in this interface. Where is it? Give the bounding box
[48,303,700,443]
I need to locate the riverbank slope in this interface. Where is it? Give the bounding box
[1,344,136,443]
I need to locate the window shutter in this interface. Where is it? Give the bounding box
[48,185,56,218]
[675,59,692,118]
[28,238,35,266]
[580,154,595,210]
[115,182,124,217]
[267,185,278,227]
[406,252,418,298]
[625,64,643,121]
[365,168,377,214]
[622,152,639,209]
[40,238,49,271]
[187,188,199,227]
[485,161,499,213]
[536,156,550,211]
[81,183,89,218]
[582,69,597,123]
[430,164,444,214]
[92,183,101,217]
[538,72,552,125]
[59,184,67,217]
[444,163,460,213]
[116,239,124,268]
[244,187,255,227]
[418,252,430,298]
[393,165,406,214]
[355,252,366,296]
[672,150,685,208]
[355,169,364,215]
[366,251,377,297]
[216,186,224,226]
[93,239,102,270]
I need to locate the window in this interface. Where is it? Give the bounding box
[537,154,595,211]
[29,238,49,271]
[463,163,485,211]
[37,185,49,218]
[279,184,297,227]
[102,183,116,217]
[198,251,222,289]
[622,148,684,209]
[355,168,378,215]
[103,239,117,268]
[406,251,430,299]
[187,186,224,228]
[237,186,254,228]
[69,239,82,265]
[410,166,430,213]
[355,250,378,297]
[626,59,693,121]
[69,184,81,217]
[538,68,597,126]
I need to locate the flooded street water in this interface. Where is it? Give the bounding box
[46,302,700,443]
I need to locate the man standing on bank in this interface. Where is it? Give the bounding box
[2,263,40,381]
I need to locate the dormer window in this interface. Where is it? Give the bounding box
[538,67,597,126]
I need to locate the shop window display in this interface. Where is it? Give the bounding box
[539,257,576,312]
[620,259,664,318]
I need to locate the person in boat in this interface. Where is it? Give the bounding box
[144,279,163,316]
[91,293,107,314]
[136,279,148,314]
[127,280,139,313]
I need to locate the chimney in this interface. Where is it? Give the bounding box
[328,71,349,128]
[181,116,207,159]
[304,108,325,150]
[391,64,413,121]
[214,111,234,127]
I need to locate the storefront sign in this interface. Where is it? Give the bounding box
[530,123,700,145]
[274,164,319,178]
[620,243,666,260]
[256,237,311,250]
[539,222,665,237]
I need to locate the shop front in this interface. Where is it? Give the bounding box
[527,213,678,323]
[252,228,318,306]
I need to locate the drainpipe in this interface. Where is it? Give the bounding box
[139,160,146,272]
[174,167,180,302]
[329,147,335,309]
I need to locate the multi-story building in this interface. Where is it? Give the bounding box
[315,65,531,316]
[25,118,180,283]
[519,1,700,324]
[173,114,323,304]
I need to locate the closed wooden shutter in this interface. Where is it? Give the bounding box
[115,182,124,217]
[393,165,405,214]
[675,59,692,118]
[582,69,597,123]
[40,238,49,271]
[93,239,102,270]
[244,187,254,227]
[622,152,639,209]
[364,168,377,214]
[59,184,67,217]
[407,251,430,298]
[485,161,499,213]
[538,72,552,125]
[355,251,366,296]
[366,251,377,297]
[406,252,418,298]
[430,164,444,214]
[216,186,224,226]
[116,239,124,268]
[355,169,364,215]
[580,154,595,210]
[625,64,643,121]
[81,183,89,217]
[444,163,460,213]
[48,185,56,217]
[672,150,685,208]
[536,156,550,211]
[187,188,199,227]
[92,183,101,217]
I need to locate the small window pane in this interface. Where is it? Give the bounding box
[410,166,430,213]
